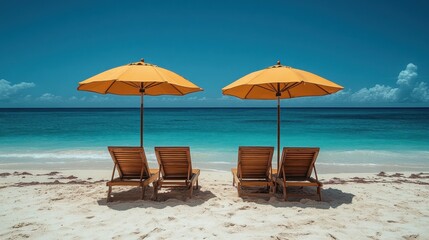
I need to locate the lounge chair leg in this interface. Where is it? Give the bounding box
[317,186,322,201]
[196,179,199,189]
[233,177,235,186]
[107,186,112,202]
[237,183,241,197]
[283,185,287,201]
[141,186,146,200]
[152,182,158,201]
[189,185,194,198]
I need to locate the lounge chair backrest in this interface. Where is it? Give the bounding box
[278,147,320,178]
[155,147,192,180]
[238,146,274,179]
[108,147,150,179]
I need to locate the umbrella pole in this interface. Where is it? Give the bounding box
[140,89,144,147]
[277,95,280,168]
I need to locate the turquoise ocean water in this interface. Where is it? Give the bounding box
[0,108,428,172]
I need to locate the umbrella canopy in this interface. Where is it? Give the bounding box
[78,59,203,146]
[78,59,202,95]
[222,61,343,167]
[223,61,343,99]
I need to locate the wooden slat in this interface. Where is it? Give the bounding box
[232,146,275,197]
[275,147,322,201]
[106,147,159,202]
[240,181,274,187]
[278,147,319,179]
[108,146,150,179]
[237,147,273,180]
[154,147,200,196]
[155,147,191,180]
[153,148,200,199]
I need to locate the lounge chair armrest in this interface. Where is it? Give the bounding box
[191,169,200,181]
[271,168,278,177]
[106,177,121,186]
[309,177,323,186]
[149,169,159,175]
[231,168,241,184]
[144,171,159,186]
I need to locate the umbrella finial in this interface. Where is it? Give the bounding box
[277,60,281,65]
[140,58,145,63]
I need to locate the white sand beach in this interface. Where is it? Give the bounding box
[0,169,428,239]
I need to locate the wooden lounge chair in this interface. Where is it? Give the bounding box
[275,147,322,201]
[232,146,275,197]
[154,147,200,199]
[106,147,158,202]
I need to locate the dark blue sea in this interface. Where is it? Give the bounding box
[1,108,428,172]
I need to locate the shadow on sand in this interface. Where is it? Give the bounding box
[97,185,216,210]
[239,186,355,209]
[98,184,353,210]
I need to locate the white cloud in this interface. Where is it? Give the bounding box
[158,97,180,102]
[396,63,418,86]
[217,95,242,101]
[186,96,208,101]
[87,95,109,102]
[350,84,399,102]
[411,82,429,102]
[394,63,429,102]
[68,95,110,102]
[218,96,230,100]
[325,63,428,103]
[37,93,62,102]
[320,89,351,101]
[0,79,35,100]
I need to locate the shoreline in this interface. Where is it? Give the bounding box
[1,161,429,174]
[1,168,428,180]
[1,148,428,173]
[2,107,429,109]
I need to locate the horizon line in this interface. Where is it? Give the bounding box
[1,106,428,109]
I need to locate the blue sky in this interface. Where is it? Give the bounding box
[1,0,428,107]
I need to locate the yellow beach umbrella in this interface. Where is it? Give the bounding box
[78,59,203,147]
[222,61,343,167]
